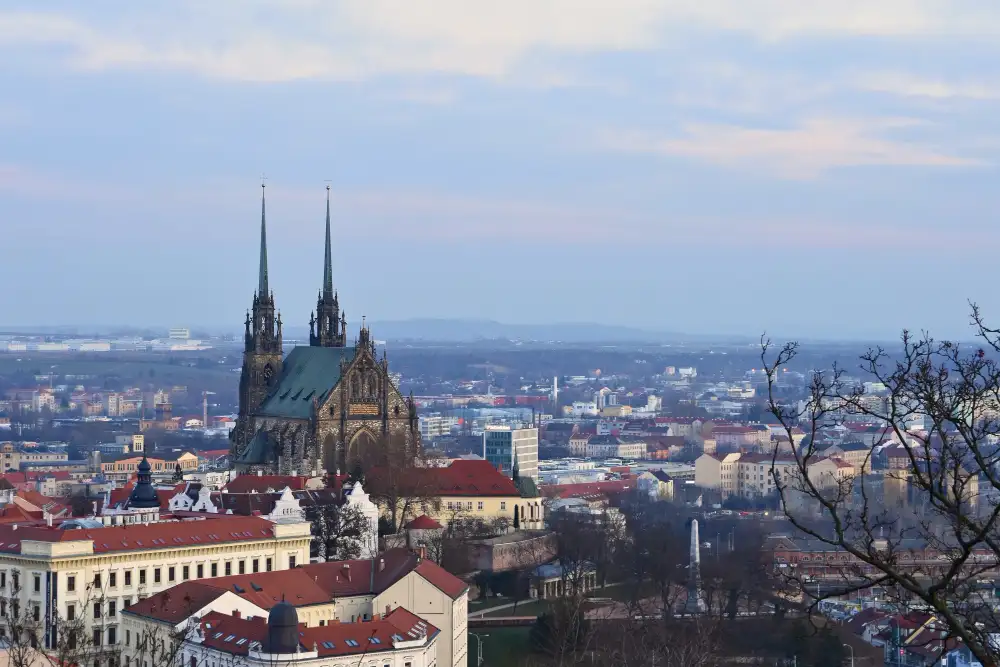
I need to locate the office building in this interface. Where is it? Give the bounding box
[483,426,538,482]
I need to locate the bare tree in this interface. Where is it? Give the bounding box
[309,502,375,562]
[363,435,441,533]
[0,576,125,667]
[762,306,1000,667]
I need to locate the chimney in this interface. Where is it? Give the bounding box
[379,558,384,572]
[233,610,241,619]
[257,470,263,477]
[45,512,52,527]
[416,546,426,561]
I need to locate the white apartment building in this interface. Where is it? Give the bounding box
[0,516,311,653]
[123,548,468,667]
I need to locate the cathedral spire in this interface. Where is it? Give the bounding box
[323,185,333,298]
[258,182,269,297]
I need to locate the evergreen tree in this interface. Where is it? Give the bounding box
[172,463,183,483]
[513,504,520,530]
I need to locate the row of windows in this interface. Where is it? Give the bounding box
[83,558,275,592]
[0,556,282,606]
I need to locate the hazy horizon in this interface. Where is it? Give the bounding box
[2,2,998,340]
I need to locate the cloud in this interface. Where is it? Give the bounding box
[855,72,1000,101]
[2,2,1000,83]
[601,117,985,178]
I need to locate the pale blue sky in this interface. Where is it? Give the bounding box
[1,1,998,339]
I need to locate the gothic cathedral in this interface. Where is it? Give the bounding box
[230,185,420,475]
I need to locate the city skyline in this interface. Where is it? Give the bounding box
[1,2,999,339]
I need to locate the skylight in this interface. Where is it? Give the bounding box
[345,639,358,647]
[369,637,381,645]
[236,639,247,646]
[213,633,223,639]
[224,635,235,642]
[321,642,335,649]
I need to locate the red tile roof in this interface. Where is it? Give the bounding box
[195,607,438,657]
[0,515,278,554]
[125,549,468,623]
[542,480,633,499]
[369,460,519,498]
[404,515,442,530]
[224,475,310,494]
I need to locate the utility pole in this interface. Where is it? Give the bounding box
[470,632,490,667]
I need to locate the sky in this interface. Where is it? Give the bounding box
[1,1,999,340]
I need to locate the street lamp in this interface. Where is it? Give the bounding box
[470,632,490,667]
[843,643,854,667]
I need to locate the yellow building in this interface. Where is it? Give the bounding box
[0,444,68,472]
[370,459,545,531]
[0,515,311,654]
[122,548,469,667]
[600,405,632,418]
[100,453,198,482]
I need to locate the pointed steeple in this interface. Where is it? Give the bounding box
[258,182,269,297]
[323,185,333,297]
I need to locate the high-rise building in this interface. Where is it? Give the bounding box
[483,426,538,482]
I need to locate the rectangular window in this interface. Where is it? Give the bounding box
[11,572,17,591]
[182,566,189,581]
[265,558,272,572]
[109,601,116,617]
[93,573,101,588]
[224,562,231,577]
[153,569,160,584]
[66,604,75,621]
[107,627,117,645]
[33,605,39,622]
[477,502,484,511]
[210,564,217,578]
[126,630,130,646]
[197,565,203,579]
[289,556,296,569]
[238,561,245,575]
[33,575,40,593]
[93,628,101,647]
[94,602,101,619]
[500,502,506,511]
[139,570,146,586]
[168,567,175,582]
[109,572,116,588]
[1,572,6,588]
[124,571,131,587]
[252,559,259,573]
[123,598,130,608]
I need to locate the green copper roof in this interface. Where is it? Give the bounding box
[258,183,269,297]
[256,345,356,419]
[236,428,277,465]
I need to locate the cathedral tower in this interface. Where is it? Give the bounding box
[232,184,284,456]
[309,185,346,347]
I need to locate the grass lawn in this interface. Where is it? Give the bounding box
[468,627,533,667]
[468,596,518,612]
[589,580,660,603]
[480,598,556,618]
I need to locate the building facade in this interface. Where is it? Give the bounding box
[122,548,468,667]
[231,186,420,476]
[483,426,539,482]
[0,515,311,654]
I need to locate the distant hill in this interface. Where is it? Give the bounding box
[365,318,690,343]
